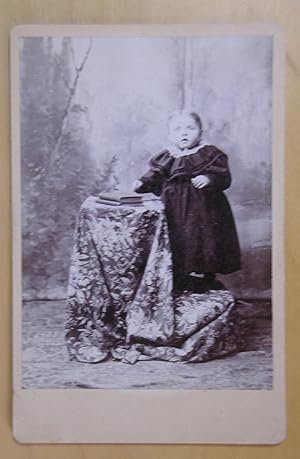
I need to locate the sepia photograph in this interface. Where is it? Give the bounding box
[16,30,275,391]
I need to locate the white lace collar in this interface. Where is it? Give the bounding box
[167,141,207,158]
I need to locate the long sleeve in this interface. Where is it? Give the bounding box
[135,151,172,196]
[203,151,232,191]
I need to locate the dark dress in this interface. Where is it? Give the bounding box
[135,145,241,287]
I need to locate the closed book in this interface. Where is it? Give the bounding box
[99,192,143,204]
[98,198,143,207]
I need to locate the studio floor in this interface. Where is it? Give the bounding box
[22,300,272,390]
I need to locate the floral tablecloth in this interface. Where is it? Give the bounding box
[66,196,246,364]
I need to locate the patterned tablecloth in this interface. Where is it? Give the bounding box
[66,196,246,364]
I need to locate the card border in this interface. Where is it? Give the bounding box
[11,23,285,444]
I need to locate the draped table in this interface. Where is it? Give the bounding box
[66,196,246,364]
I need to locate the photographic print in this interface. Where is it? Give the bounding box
[11,24,285,443]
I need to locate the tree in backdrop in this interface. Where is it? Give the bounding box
[21,37,119,299]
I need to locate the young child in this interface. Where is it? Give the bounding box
[133,110,241,293]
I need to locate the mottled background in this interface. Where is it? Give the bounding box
[20,36,272,300]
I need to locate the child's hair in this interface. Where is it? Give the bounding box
[168,110,203,133]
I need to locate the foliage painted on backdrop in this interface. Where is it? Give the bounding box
[21,36,272,300]
[21,38,119,298]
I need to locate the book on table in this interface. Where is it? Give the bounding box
[98,192,144,205]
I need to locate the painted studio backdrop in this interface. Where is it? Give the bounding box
[20,36,272,301]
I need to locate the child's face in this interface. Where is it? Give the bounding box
[168,114,201,150]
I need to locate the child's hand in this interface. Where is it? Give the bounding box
[191,175,210,189]
[132,179,143,192]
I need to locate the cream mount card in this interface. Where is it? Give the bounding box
[11,24,285,444]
